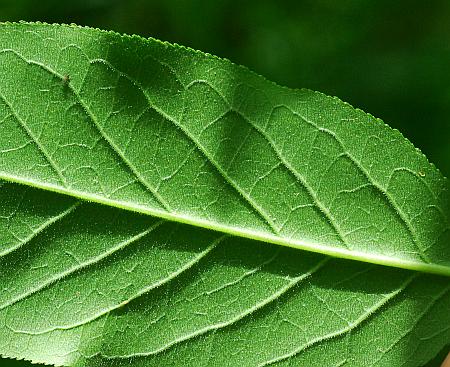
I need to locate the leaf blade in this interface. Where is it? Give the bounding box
[0,22,450,367]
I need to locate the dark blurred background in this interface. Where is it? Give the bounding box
[0,1,449,366]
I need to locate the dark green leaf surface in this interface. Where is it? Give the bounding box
[0,23,449,367]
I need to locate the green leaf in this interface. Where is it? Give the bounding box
[0,22,449,367]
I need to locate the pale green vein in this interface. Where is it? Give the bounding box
[102,257,331,359]
[90,58,280,235]
[257,273,419,367]
[0,88,68,188]
[0,220,165,310]
[282,104,432,263]
[186,79,350,249]
[7,234,224,335]
[194,248,281,299]
[390,167,447,219]
[371,283,450,367]
[0,48,172,212]
[0,200,80,257]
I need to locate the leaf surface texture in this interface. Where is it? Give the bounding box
[0,23,449,367]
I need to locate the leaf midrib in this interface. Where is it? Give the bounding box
[2,171,450,277]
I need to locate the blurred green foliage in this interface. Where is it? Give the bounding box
[0,1,449,366]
